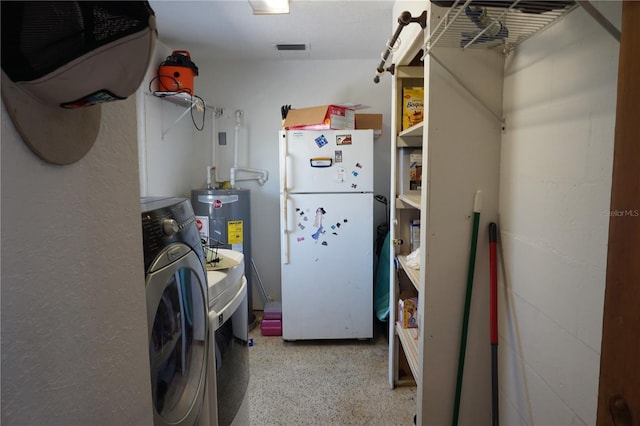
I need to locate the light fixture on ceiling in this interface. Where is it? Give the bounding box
[249,0,289,15]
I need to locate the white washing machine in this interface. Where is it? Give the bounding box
[141,197,209,426]
[199,249,250,426]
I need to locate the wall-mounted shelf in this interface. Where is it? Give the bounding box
[151,92,223,117]
[148,92,223,138]
[424,0,578,55]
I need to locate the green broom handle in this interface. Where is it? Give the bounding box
[452,190,482,426]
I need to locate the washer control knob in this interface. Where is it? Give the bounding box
[162,218,179,236]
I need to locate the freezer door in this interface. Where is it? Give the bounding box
[280,129,374,193]
[281,192,373,340]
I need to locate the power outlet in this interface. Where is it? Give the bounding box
[218,132,227,145]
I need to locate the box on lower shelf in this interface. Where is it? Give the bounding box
[410,219,420,251]
[398,297,418,329]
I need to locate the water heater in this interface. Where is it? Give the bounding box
[191,188,255,327]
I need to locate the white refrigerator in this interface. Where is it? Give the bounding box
[279,129,374,340]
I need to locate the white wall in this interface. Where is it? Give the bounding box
[499,4,621,425]
[1,99,153,424]
[141,55,392,306]
[139,41,213,197]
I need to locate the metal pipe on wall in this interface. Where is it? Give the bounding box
[373,10,427,83]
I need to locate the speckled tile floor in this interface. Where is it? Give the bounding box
[246,317,416,425]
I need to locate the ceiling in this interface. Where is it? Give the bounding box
[148,0,396,62]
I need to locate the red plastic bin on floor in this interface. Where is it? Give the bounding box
[261,319,282,336]
[263,301,282,320]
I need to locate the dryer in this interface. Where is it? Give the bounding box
[141,197,209,426]
[203,249,250,426]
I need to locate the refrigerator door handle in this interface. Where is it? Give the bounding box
[280,131,288,193]
[281,192,289,264]
[279,131,290,264]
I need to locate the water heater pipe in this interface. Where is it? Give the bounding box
[233,109,242,171]
[210,112,217,188]
[230,109,269,188]
[206,104,220,189]
[231,167,269,186]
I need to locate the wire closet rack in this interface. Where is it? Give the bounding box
[424,0,578,55]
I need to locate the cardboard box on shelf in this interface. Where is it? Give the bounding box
[410,219,420,251]
[402,87,424,130]
[398,297,418,329]
[283,104,355,130]
[409,151,422,191]
[355,113,383,138]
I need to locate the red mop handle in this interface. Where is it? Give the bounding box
[489,222,498,345]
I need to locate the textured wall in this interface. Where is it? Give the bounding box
[499,4,621,425]
[1,98,153,425]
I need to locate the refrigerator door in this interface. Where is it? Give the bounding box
[280,129,374,194]
[281,192,373,340]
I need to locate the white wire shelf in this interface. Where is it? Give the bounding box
[151,91,223,118]
[425,0,578,55]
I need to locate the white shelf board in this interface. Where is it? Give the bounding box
[397,135,423,148]
[150,91,222,117]
[396,322,420,381]
[398,194,421,210]
[398,254,421,292]
[399,121,424,139]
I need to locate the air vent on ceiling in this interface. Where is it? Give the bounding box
[276,43,307,51]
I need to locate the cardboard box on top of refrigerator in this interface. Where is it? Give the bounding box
[283,104,355,130]
[355,113,383,138]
